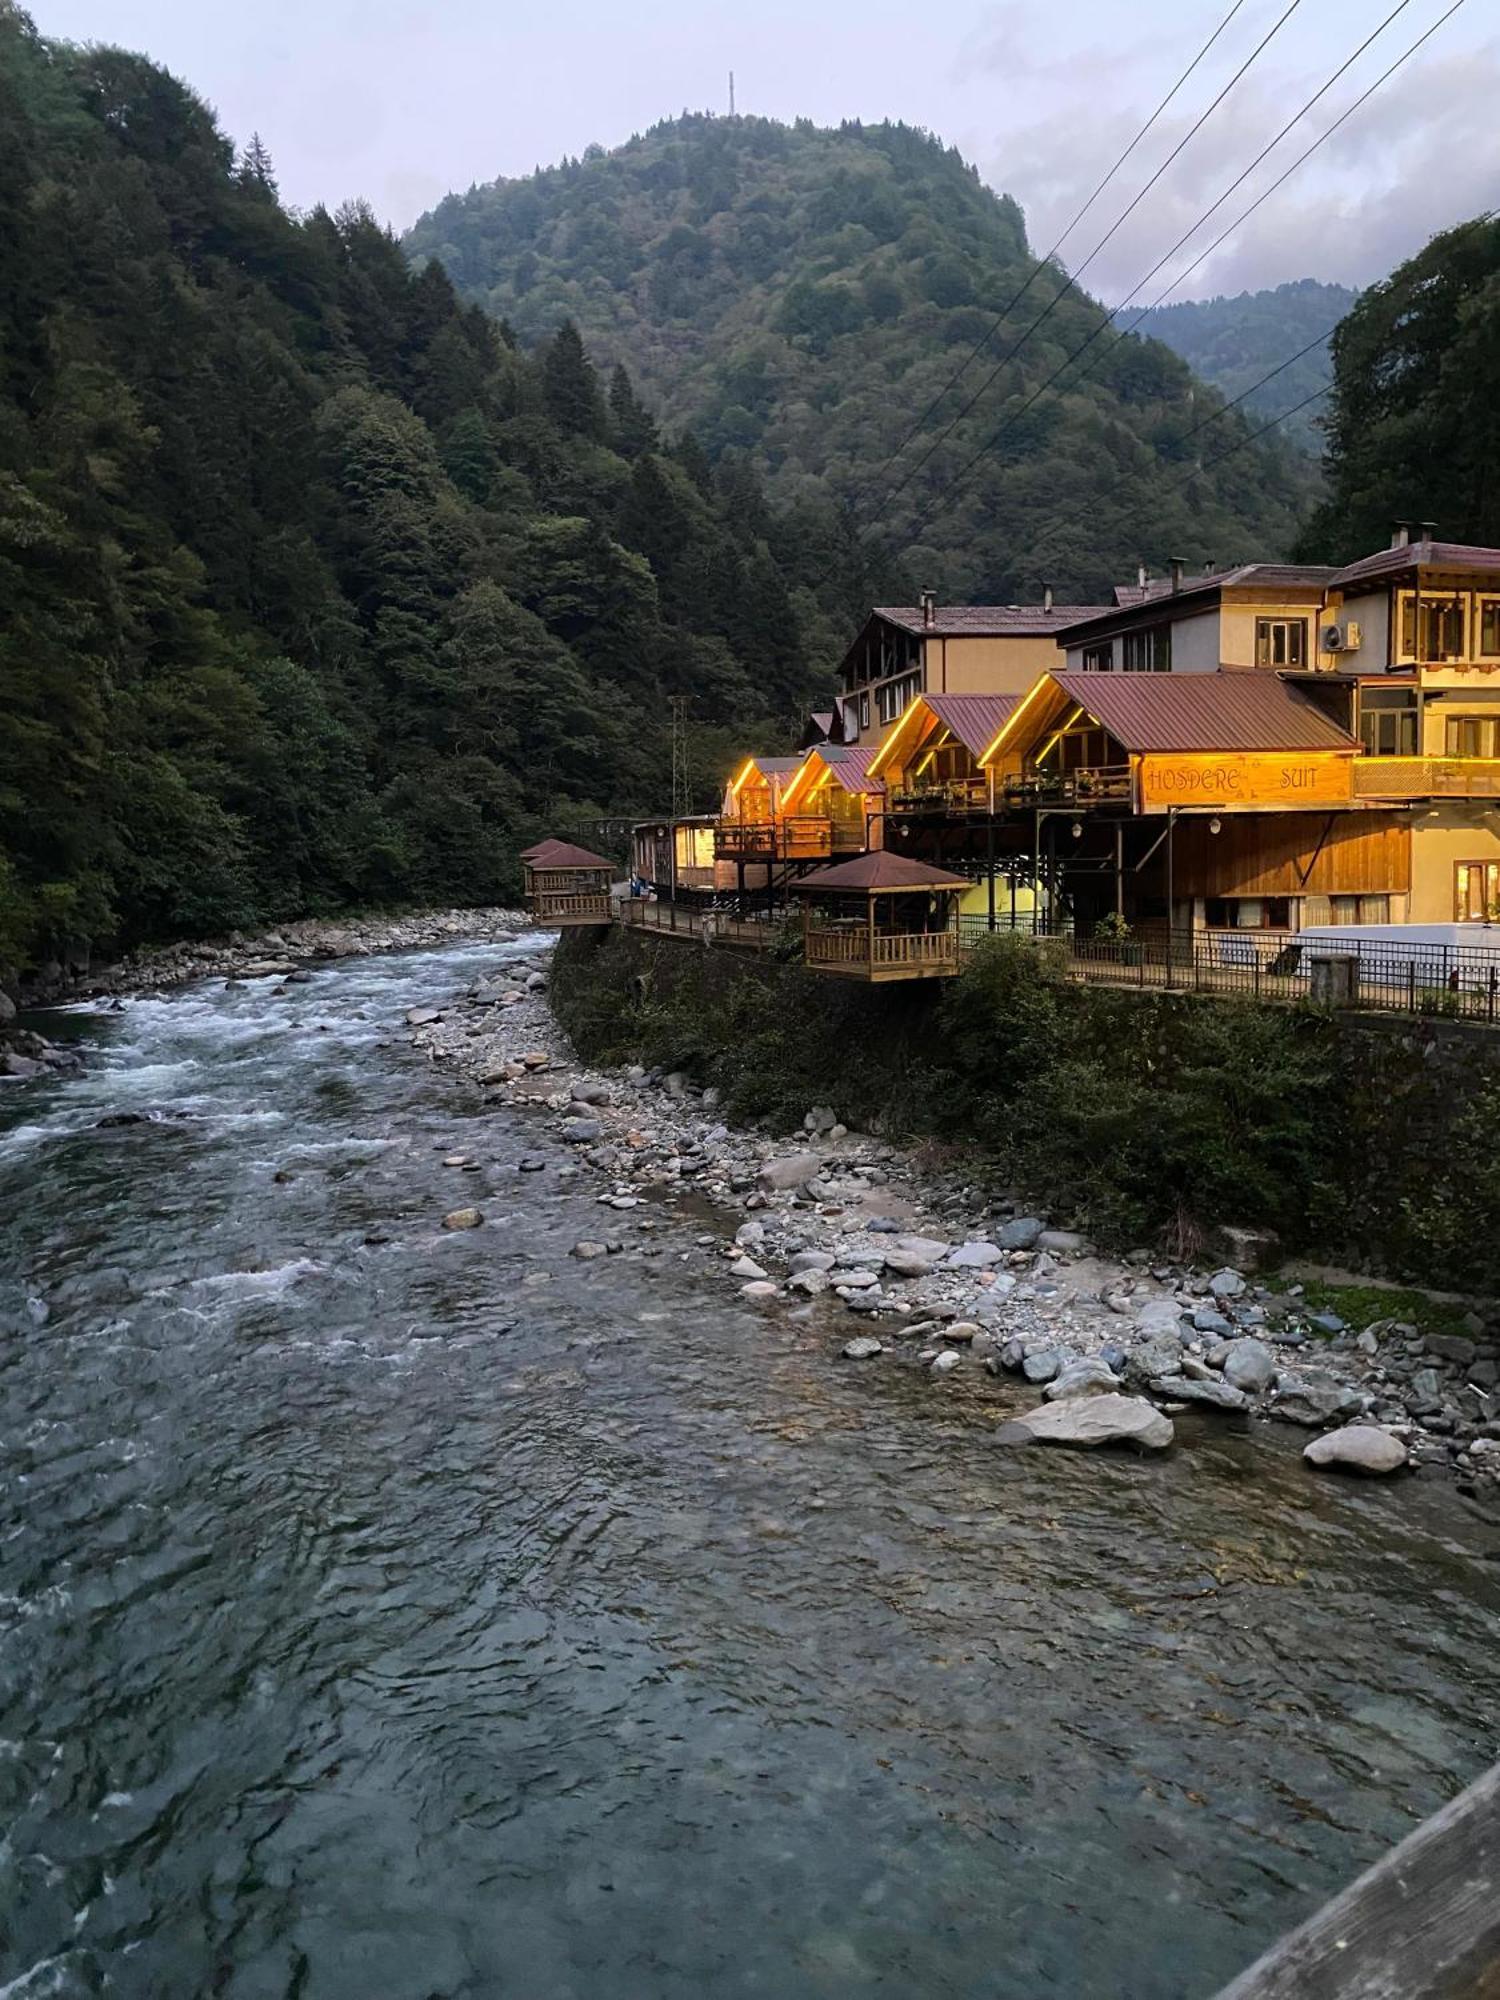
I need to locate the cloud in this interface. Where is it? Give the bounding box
[975,26,1500,301]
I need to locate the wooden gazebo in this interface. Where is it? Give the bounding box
[522,840,615,927]
[792,851,969,981]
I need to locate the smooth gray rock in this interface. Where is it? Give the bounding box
[562,1118,602,1144]
[406,1005,442,1025]
[1134,1297,1188,1340]
[759,1153,823,1191]
[1038,1229,1091,1254]
[1223,1337,1277,1394]
[1426,1333,1478,1367]
[895,1235,949,1261]
[997,1393,1174,1452]
[789,1248,835,1274]
[572,1240,609,1261]
[1151,1374,1248,1412]
[803,1105,838,1134]
[729,1256,767,1281]
[1193,1309,1234,1337]
[1021,1349,1063,1384]
[1126,1331,1184,1384]
[787,1269,830,1296]
[946,1241,1003,1269]
[441,1207,483,1231]
[882,1249,935,1279]
[1208,1268,1247,1301]
[570,1081,611,1106]
[929,1350,961,1375]
[841,1335,883,1359]
[1304,1426,1408,1475]
[996,1216,1045,1251]
[1273,1372,1365,1427]
[1043,1358,1120,1401]
[829,1268,880,1290]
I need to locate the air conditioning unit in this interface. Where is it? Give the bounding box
[1321,623,1347,653]
[1345,621,1362,650]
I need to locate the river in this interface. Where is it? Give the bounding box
[2,937,1498,1999]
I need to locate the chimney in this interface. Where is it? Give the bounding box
[1390,521,1410,548]
[1169,556,1185,593]
[1042,581,1054,614]
[1137,562,1147,589]
[1202,559,1216,575]
[1419,519,1438,546]
[920,587,936,630]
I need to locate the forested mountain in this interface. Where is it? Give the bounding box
[406,115,1315,598]
[0,9,881,978]
[1132,279,1356,453]
[1297,216,1500,562]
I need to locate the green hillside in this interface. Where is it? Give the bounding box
[0,11,877,978]
[1132,279,1356,453]
[407,114,1316,599]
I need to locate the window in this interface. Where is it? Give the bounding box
[1202,897,1292,930]
[1398,592,1467,663]
[1360,698,1418,756]
[1455,861,1500,923]
[1446,716,1500,758]
[1330,895,1391,925]
[859,693,870,731]
[1479,598,1500,659]
[876,673,920,727]
[1255,617,1307,668]
[1122,624,1171,672]
[1081,642,1113,671]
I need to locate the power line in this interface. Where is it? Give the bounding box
[844,0,1255,517]
[859,0,1306,535]
[888,0,1467,563]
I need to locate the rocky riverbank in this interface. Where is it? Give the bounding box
[410,932,1500,1495]
[1,908,529,1082]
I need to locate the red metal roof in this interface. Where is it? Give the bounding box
[874,603,1111,638]
[1050,672,1359,753]
[527,840,615,869]
[1056,564,1336,640]
[1328,540,1500,589]
[925,693,1020,757]
[819,744,885,794]
[792,851,970,894]
[520,838,562,861]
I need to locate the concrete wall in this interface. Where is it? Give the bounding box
[1410,806,1500,922]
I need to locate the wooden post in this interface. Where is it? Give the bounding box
[1212,1761,1500,2000]
[868,893,876,974]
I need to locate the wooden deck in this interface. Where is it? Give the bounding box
[528,889,612,926]
[620,898,781,951]
[1213,1760,1500,1999]
[804,926,960,981]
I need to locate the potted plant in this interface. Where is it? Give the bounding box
[1094,911,1141,965]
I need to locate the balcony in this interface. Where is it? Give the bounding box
[528,886,612,927]
[714,817,833,861]
[804,923,961,982]
[887,778,989,816]
[1002,765,1135,807]
[1352,757,1500,801]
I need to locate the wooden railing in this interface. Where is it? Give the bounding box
[805,926,960,973]
[1353,757,1500,800]
[1003,765,1134,805]
[530,889,611,921]
[715,817,832,860]
[888,779,988,815]
[619,898,780,949]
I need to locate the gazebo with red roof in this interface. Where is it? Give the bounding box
[791,850,970,981]
[522,839,616,928]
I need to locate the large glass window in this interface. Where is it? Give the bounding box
[1478,597,1500,658]
[1446,715,1500,758]
[1359,691,1418,755]
[1122,624,1171,672]
[1255,617,1307,668]
[1455,861,1500,922]
[1081,642,1113,671]
[1398,592,1467,662]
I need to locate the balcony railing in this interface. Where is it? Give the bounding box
[713,817,832,860]
[1352,757,1500,800]
[1002,765,1134,806]
[529,888,612,924]
[887,778,989,815]
[804,924,961,979]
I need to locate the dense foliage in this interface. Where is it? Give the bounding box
[0,11,882,978]
[407,114,1315,599]
[555,926,1500,1287]
[1133,278,1355,454]
[1299,215,1500,560]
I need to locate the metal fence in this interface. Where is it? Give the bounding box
[958,917,1500,1022]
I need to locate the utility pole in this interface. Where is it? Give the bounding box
[670,695,692,818]
[728,70,736,116]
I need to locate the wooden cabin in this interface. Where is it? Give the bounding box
[867,693,1020,820]
[631,817,719,899]
[716,754,826,862]
[523,839,616,926]
[792,851,969,982]
[979,671,1411,937]
[776,743,885,856]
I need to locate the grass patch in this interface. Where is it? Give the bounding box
[1267,1277,1480,1340]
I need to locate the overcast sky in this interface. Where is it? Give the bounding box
[26,0,1498,301]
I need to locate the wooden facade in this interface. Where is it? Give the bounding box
[523,840,616,927]
[793,852,968,983]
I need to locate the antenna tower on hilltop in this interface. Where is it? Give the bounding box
[729,70,736,116]
[670,696,693,817]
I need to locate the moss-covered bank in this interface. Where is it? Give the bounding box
[553,927,1500,1291]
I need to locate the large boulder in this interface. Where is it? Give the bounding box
[1125,1330,1184,1385]
[997,1394,1174,1452]
[1151,1374,1248,1412]
[1223,1337,1277,1395]
[1043,1357,1120,1401]
[1133,1297,1187,1340]
[946,1240,1003,1269]
[1273,1372,1366,1428]
[1304,1426,1408,1475]
[759,1153,823,1191]
[895,1235,950,1262]
[788,1248,835,1274]
[995,1216,1045,1251]
[882,1249,936,1279]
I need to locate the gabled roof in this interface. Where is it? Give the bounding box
[1055,564,1336,640]
[520,838,562,861]
[819,743,885,794]
[527,840,615,869]
[792,851,970,894]
[747,755,803,777]
[1328,540,1500,589]
[866,691,1022,780]
[873,602,1110,638]
[986,671,1359,762]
